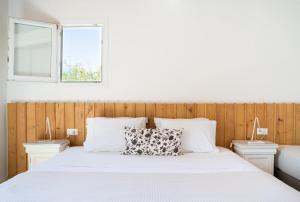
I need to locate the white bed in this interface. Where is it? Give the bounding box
[0,147,299,202]
[275,145,300,180]
[275,145,300,191]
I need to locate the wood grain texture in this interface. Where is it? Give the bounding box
[26,103,36,142]
[94,103,105,117]
[35,103,45,140]
[296,104,300,144]
[8,103,17,178]
[225,104,235,148]
[285,104,294,144]
[216,104,225,147]
[45,103,56,140]
[16,103,27,173]
[186,104,196,118]
[74,103,85,146]
[84,103,95,139]
[135,103,146,117]
[206,104,217,120]
[145,104,155,128]
[65,103,75,146]
[276,104,286,144]
[7,102,300,178]
[246,104,256,140]
[235,104,245,140]
[266,104,276,142]
[55,103,65,139]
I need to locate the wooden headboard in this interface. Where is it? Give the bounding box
[7,102,300,178]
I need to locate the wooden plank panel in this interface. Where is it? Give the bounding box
[206,104,217,120]
[85,103,95,118]
[256,104,266,140]
[45,103,56,140]
[196,104,206,118]
[296,104,300,144]
[35,103,45,140]
[266,104,276,142]
[115,103,126,117]
[235,104,245,140]
[8,103,17,178]
[84,103,95,140]
[135,103,146,117]
[155,104,168,118]
[276,104,286,144]
[55,103,65,139]
[146,104,155,128]
[225,104,235,148]
[16,103,27,173]
[246,104,256,140]
[26,103,36,142]
[176,104,187,118]
[8,101,300,179]
[65,103,75,146]
[285,104,294,144]
[186,104,196,118]
[125,103,136,117]
[94,103,105,117]
[166,104,176,118]
[104,103,115,117]
[74,103,85,146]
[216,104,225,147]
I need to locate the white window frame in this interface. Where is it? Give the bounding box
[8,17,58,82]
[60,24,103,83]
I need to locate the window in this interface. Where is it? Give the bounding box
[61,26,102,82]
[8,18,57,82]
[8,18,103,83]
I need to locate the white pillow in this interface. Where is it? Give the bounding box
[154,118,218,153]
[84,117,148,152]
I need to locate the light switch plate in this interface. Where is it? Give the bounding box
[257,128,268,135]
[67,128,78,136]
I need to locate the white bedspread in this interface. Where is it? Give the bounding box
[0,147,299,202]
[275,145,300,180]
[31,147,258,173]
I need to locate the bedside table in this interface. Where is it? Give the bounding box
[232,140,278,175]
[23,139,70,169]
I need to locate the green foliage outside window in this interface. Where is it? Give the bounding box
[62,65,101,82]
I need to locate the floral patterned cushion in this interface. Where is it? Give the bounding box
[123,127,183,156]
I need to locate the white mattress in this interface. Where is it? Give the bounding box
[0,147,299,202]
[275,145,300,180]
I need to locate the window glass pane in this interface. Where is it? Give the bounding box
[62,26,102,82]
[14,23,52,77]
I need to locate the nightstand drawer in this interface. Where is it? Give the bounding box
[243,154,274,174]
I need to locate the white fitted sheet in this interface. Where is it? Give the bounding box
[275,145,300,180]
[1,147,299,202]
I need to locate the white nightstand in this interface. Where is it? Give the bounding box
[23,139,70,169]
[232,140,278,175]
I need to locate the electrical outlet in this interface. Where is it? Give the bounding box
[257,128,268,136]
[67,128,78,136]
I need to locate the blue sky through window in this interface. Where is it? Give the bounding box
[62,26,102,72]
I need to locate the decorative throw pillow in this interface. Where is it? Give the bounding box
[123,127,183,156]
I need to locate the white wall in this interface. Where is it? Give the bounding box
[0,0,8,182]
[6,0,300,102]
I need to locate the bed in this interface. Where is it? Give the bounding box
[275,145,300,191]
[0,146,299,202]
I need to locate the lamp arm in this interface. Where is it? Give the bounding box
[45,117,52,141]
[250,117,260,141]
